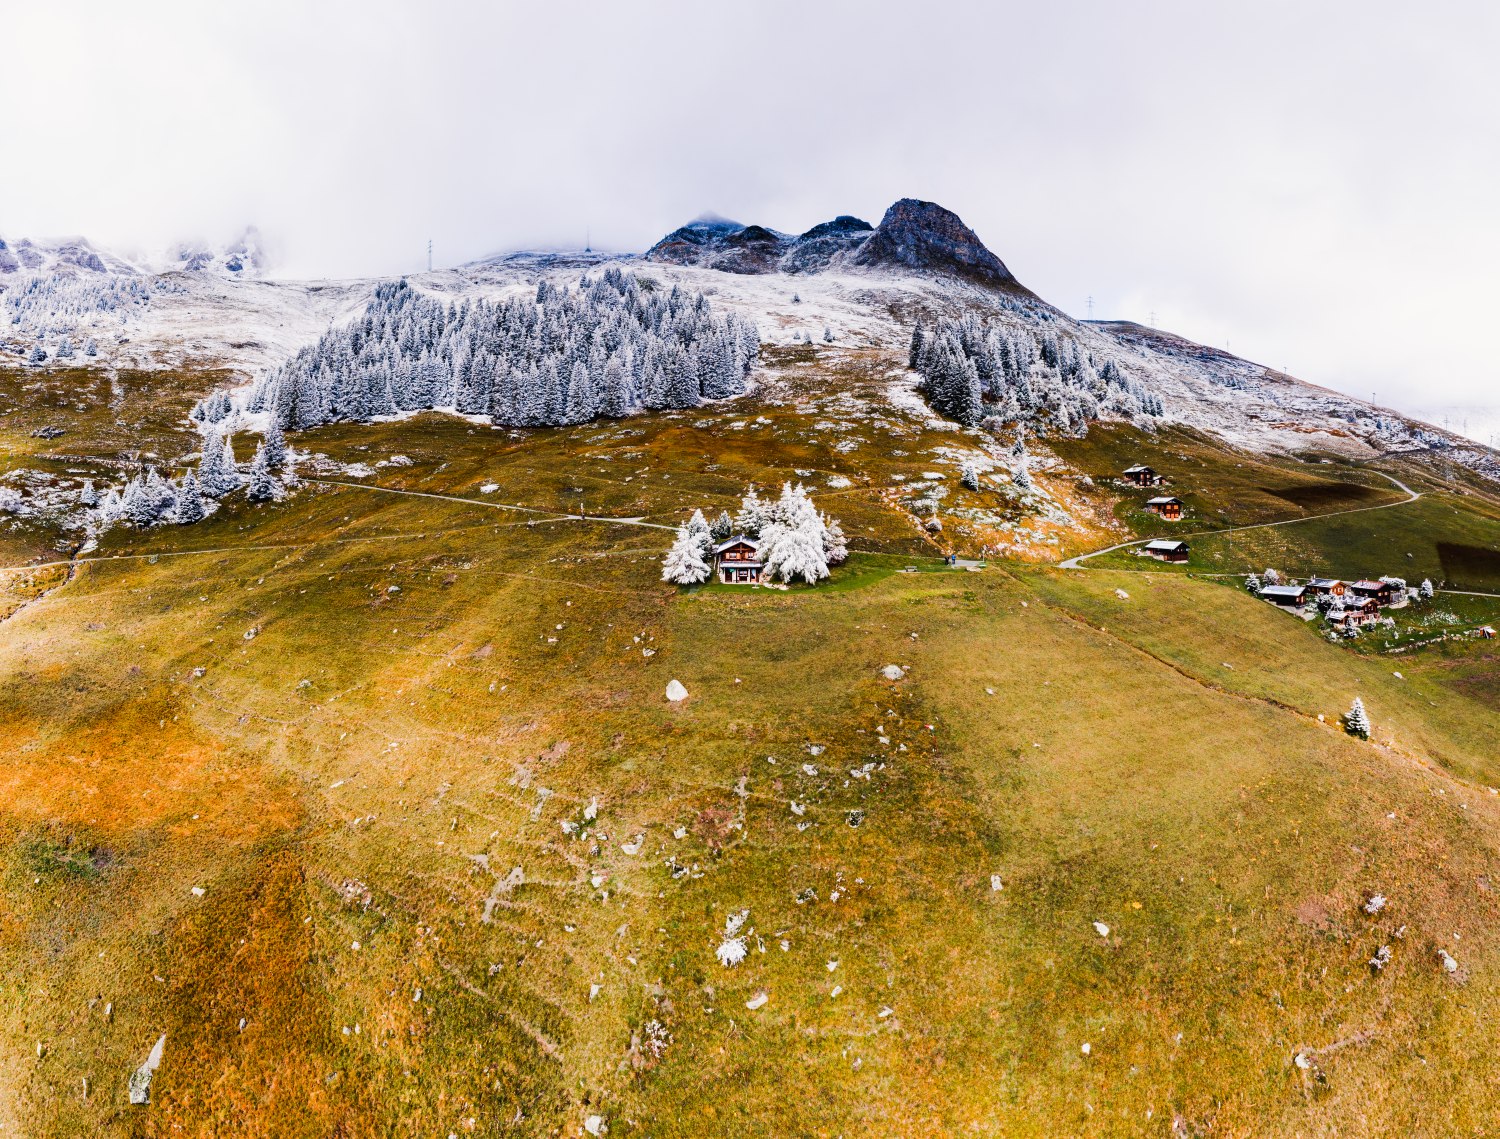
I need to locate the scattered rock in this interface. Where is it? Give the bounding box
[584,1114,607,1136]
[1438,949,1459,974]
[665,679,689,702]
[1362,893,1387,915]
[127,1034,166,1105]
[881,664,906,681]
[1115,589,1129,600]
[990,874,1004,892]
[1092,921,1110,938]
[745,991,769,1010]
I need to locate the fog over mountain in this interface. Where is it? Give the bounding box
[2,1,1497,440]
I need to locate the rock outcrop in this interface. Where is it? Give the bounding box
[645,199,1024,291]
[852,198,1019,289]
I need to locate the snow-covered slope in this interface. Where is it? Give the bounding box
[3,204,1496,484]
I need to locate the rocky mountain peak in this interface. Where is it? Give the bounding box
[644,199,1022,290]
[852,198,1018,289]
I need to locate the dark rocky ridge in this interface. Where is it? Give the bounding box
[645,198,1026,292]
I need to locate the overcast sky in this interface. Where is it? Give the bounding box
[4,1,1497,440]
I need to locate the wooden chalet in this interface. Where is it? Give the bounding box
[1307,577,1347,598]
[1327,605,1378,629]
[1139,539,1189,563]
[714,535,764,585]
[1348,579,1396,606]
[1259,583,1309,608]
[1123,464,1163,487]
[1144,496,1183,520]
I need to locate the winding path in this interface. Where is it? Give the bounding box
[1057,470,1422,570]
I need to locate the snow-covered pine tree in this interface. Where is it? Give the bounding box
[198,432,243,497]
[710,510,734,542]
[908,322,925,369]
[821,513,848,566]
[760,496,830,585]
[83,337,98,357]
[27,346,46,365]
[262,419,288,468]
[123,475,157,527]
[56,338,75,359]
[78,479,97,507]
[1263,568,1281,586]
[734,487,766,537]
[823,326,833,343]
[175,470,206,523]
[1245,574,1261,593]
[246,443,276,502]
[1344,697,1370,740]
[661,526,710,585]
[960,460,981,491]
[1419,578,1434,600]
[686,508,713,556]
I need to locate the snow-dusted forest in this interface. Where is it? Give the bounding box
[222,268,760,431]
[909,313,1163,434]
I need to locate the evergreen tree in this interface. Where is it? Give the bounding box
[176,470,206,523]
[710,510,734,542]
[760,495,830,585]
[199,432,242,497]
[686,508,713,556]
[823,326,833,343]
[262,419,288,468]
[734,487,766,537]
[1344,697,1370,740]
[1419,578,1434,600]
[960,460,981,491]
[661,526,710,585]
[78,479,97,507]
[908,322,925,369]
[123,475,157,527]
[821,513,848,566]
[246,443,276,502]
[83,338,98,357]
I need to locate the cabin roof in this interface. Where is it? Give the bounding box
[1124,464,1155,474]
[714,535,760,554]
[1144,539,1187,552]
[1146,496,1182,505]
[1260,584,1307,597]
[1349,579,1387,591]
[1308,577,1343,587]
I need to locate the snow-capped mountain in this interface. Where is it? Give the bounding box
[645,199,1025,291]
[3,199,1496,486]
[0,226,270,279]
[0,235,143,277]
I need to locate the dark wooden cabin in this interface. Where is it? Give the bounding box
[714,536,764,584]
[1123,464,1163,487]
[1348,579,1395,606]
[1139,539,1189,563]
[1144,496,1183,520]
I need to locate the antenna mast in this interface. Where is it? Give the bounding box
[427,239,432,273]
[585,227,592,254]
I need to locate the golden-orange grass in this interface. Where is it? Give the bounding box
[0,703,300,843]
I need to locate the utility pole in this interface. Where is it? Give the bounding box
[1149,310,1157,328]
[427,239,432,273]
[1086,295,1094,320]
[585,228,592,254]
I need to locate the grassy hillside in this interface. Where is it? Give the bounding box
[2,356,1499,1136]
